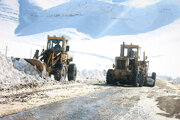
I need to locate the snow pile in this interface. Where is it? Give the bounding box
[174,78,180,85]
[13,59,39,75]
[78,69,106,80]
[157,75,180,85]
[0,52,46,85]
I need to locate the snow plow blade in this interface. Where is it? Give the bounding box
[24,59,51,76]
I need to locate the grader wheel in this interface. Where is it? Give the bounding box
[150,72,156,87]
[68,64,77,81]
[139,71,144,87]
[133,71,140,87]
[54,65,67,81]
[106,69,115,84]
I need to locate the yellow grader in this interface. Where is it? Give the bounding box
[106,42,156,87]
[25,35,77,81]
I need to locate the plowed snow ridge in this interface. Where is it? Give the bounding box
[0,53,46,85]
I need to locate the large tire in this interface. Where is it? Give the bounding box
[152,72,156,80]
[151,72,156,87]
[139,71,144,87]
[54,65,67,81]
[68,64,77,81]
[54,69,61,81]
[106,69,114,84]
[133,71,140,87]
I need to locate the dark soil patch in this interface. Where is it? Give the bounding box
[156,96,180,119]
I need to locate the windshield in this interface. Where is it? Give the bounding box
[129,48,138,57]
[48,39,62,50]
[123,47,138,57]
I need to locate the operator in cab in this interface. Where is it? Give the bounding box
[54,41,61,50]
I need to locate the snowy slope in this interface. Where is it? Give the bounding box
[0,0,180,82]
[30,0,70,9]
[0,0,18,36]
[15,0,180,38]
[0,0,18,23]
[0,0,19,55]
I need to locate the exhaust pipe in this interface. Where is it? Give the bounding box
[122,42,125,57]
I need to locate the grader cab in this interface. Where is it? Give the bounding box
[106,42,156,87]
[25,35,77,81]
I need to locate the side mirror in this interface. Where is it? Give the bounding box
[66,46,70,52]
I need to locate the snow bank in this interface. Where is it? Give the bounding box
[13,59,39,75]
[0,52,46,86]
[157,75,180,85]
[77,69,106,81]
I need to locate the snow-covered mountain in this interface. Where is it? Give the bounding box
[15,0,180,38]
[0,0,180,81]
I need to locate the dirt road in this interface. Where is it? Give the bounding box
[0,79,180,120]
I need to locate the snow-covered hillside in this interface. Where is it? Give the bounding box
[15,0,180,38]
[0,0,180,83]
[0,0,18,35]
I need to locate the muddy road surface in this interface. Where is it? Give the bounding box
[0,79,180,120]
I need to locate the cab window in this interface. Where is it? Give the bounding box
[48,39,62,50]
